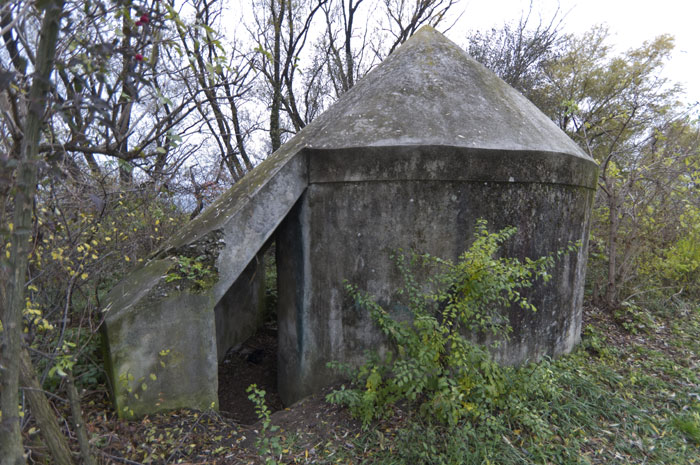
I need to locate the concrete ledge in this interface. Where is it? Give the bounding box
[308,146,598,188]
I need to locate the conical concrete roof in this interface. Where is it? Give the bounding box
[285,25,590,158]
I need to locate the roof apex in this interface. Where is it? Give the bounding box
[283,25,589,159]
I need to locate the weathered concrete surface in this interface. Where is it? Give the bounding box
[102,150,307,418]
[214,251,266,361]
[273,26,597,404]
[289,29,588,156]
[277,146,596,403]
[103,25,597,415]
[101,258,219,418]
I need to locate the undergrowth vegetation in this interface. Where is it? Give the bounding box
[334,322,700,465]
[327,220,578,427]
[44,290,697,464]
[22,187,186,391]
[309,307,700,465]
[7,212,698,464]
[313,222,700,465]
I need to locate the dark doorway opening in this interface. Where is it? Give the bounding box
[217,243,283,425]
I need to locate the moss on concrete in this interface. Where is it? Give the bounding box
[107,288,219,419]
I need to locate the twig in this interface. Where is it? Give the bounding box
[164,409,207,463]
[99,451,143,465]
[20,386,68,404]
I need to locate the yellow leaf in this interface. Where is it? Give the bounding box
[125,256,130,262]
[81,273,89,280]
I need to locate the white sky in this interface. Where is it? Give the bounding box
[454,0,700,105]
[226,0,699,115]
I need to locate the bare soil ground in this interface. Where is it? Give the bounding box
[217,322,284,425]
[56,321,361,464]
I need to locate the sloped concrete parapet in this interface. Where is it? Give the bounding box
[101,256,219,418]
[102,150,307,418]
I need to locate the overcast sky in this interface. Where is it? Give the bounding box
[230,0,698,108]
[454,0,700,105]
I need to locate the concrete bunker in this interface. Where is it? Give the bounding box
[101,26,598,419]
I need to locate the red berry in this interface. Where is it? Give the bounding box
[134,53,144,61]
[135,20,142,26]
[140,14,149,23]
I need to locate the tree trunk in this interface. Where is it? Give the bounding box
[269,0,284,153]
[66,372,94,465]
[605,192,620,307]
[0,1,65,463]
[116,16,136,186]
[19,351,74,465]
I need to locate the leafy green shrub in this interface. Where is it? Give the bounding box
[581,323,610,358]
[11,184,186,401]
[165,254,218,292]
[612,300,657,334]
[39,327,105,393]
[658,207,700,296]
[246,384,284,465]
[327,219,578,427]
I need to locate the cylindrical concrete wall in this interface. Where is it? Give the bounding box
[276,146,597,404]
